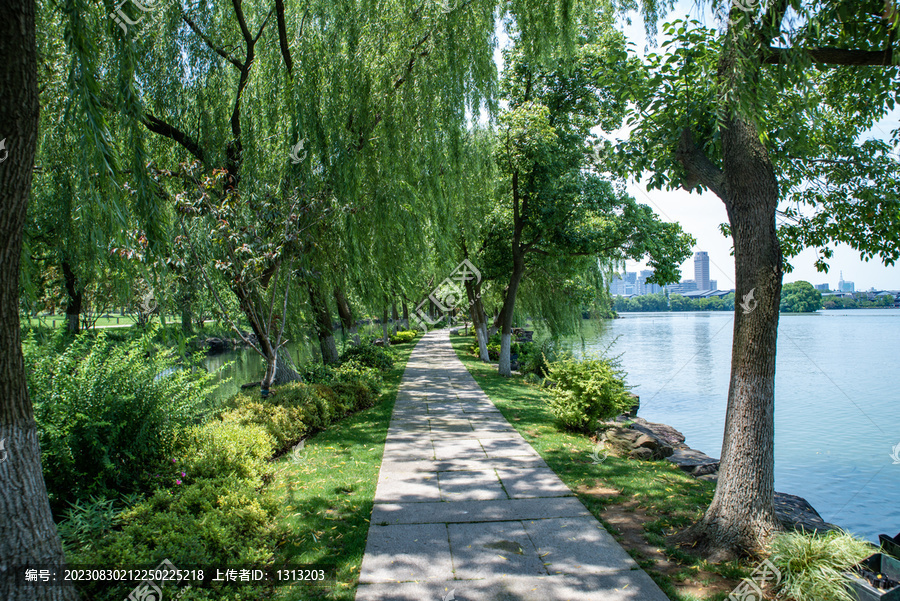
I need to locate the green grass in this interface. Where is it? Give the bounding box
[448,333,753,601]
[267,336,419,601]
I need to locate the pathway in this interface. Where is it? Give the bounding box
[355,330,669,601]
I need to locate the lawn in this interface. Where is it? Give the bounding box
[267,334,419,601]
[448,333,754,601]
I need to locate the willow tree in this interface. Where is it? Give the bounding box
[620,1,900,558]
[491,32,693,376]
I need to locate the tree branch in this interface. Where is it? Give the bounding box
[181,11,243,68]
[675,127,727,200]
[275,0,297,77]
[142,113,207,163]
[763,47,897,66]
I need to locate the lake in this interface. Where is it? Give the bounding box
[564,309,900,542]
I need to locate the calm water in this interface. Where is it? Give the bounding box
[565,309,900,542]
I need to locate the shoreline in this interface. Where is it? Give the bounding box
[599,414,838,534]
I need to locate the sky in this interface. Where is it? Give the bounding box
[607,1,900,291]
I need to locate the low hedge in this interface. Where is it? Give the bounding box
[59,364,385,601]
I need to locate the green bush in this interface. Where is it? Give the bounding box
[520,340,561,377]
[544,354,633,432]
[332,358,383,392]
[181,420,274,483]
[64,476,283,601]
[390,330,418,344]
[297,361,337,384]
[24,329,220,510]
[341,342,395,371]
[769,530,874,601]
[221,401,309,453]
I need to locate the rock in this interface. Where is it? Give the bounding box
[629,447,654,460]
[666,448,720,476]
[630,418,688,449]
[775,492,838,533]
[600,427,674,460]
[205,337,229,353]
[624,393,640,417]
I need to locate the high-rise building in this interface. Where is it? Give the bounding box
[815,283,830,292]
[637,270,660,295]
[838,271,855,293]
[709,280,717,291]
[694,251,710,291]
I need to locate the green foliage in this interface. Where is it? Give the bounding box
[520,339,562,377]
[389,330,417,344]
[769,530,874,601]
[340,343,395,371]
[65,475,283,600]
[781,281,824,313]
[613,292,736,312]
[24,329,219,510]
[544,353,633,432]
[181,420,274,483]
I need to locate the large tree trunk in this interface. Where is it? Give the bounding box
[465,277,490,362]
[381,306,390,346]
[334,287,359,345]
[0,2,78,597]
[401,301,409,329]
[675,109,782,556]
[61,260,82,334]
[272,347,302,386]
[308,281,339,365]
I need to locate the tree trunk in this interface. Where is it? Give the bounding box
[497,257,524,376]
[334,287,359,345]
[401,302,409,329]
[381,306,390,346]
[272,347,302,386]
[498,169,527,377]
[61,260,82,334]
[178,279,195,336]
[464,277,490,362]
[675,111,783,559]
[308,281,339,364]
[391,302,399,334]
[1,2,78,597]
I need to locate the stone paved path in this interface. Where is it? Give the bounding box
[355,331,669,601]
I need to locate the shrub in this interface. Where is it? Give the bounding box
[181,420,274,483]
[297,361,337,384]
[544,354,633,432]
[24,329,220,510]
[221,401,309,453]
[521,339,561,377]
[332,358,383,392]
[340,342,394,371]
[64,476,283,601]
[390,330,418,344]
[769,530,874,601]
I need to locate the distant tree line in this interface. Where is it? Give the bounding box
[612,291,735,312]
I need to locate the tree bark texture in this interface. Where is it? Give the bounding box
[0,0,79,596]
[307,281,339,364]
[675,109,783,558]
[334,287,359,345]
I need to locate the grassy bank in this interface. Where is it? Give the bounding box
[448,333,753,601]
[269,335,419,600]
